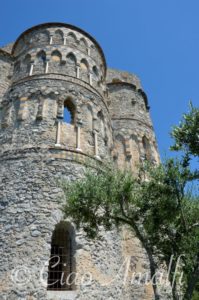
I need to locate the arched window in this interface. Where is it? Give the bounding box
[63,99,75,124]
[142,136,151,160]
[66,53,76,65]
[14,61,21,78]
[23,54,31,75]
[97,110,105,139]
[80,59,89,82]
[66,53,76,77]
[92,66,99,87]
[51,50,62,63]
[54,30,64,45]
[79,38,88,53]
[39,31,50,44]
[47,222,75,291]
[93,66,99,77]
[34,50,46,74]
[67,32,77,46]
[50,50,62,73]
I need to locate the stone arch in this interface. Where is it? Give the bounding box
[22,54,31,76]
[79,38,88,53]
[90,44,96,57]
[34,50,46,74]
[53,29,64,45]
[40,30,50,44]
[63,98,76,125]
[114,134,126,169]
[97,110,105,139]
[66,52,76,77]
[50,50,62,73]
[47,221,76,291]
[142,135,152,161]
[79,59,89,82]
[51,50,62,62]
[67,32,77,46]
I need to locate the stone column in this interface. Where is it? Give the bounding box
[76,125,82,152]
[55,121,61,147]
[45,60,49,74]
[29,63,34,76]
[57,100,64,119]
[94,130,100,159]
[49,35,53,45]
[89,73,93,86]
[63,37,67,45]
[76,65,80,79]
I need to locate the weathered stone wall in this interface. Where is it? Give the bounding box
[11,24,106,95]
[0,23,166,300]
[0,76,112,160]
[107,79,160,171]
[0,51,12,103]
[106,68,141,89]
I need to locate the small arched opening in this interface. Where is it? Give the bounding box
[54,29,64,45]
[67,32,77,46]
[23,54,31,75]
[80,59,89,82]
[47,222,76,291]
[34,50,46,73]
[66,53,76,77]
[142,136,151,161]
[63,99,76,125]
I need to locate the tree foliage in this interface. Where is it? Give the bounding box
[62,104,199,299]
[171,103,199,157]
[62,161,199,299]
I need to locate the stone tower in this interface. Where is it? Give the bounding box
[0,23,160,300]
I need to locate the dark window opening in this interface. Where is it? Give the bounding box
[93,66,99,77]
[47,222,75,291]
[63,100,75,124]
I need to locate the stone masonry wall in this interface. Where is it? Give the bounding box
[0,22,167,300]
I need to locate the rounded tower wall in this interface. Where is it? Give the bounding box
[12,24,106,95]
[0,51,13,102]
[108,78,160,170]
[0,23,165,300]
[0,78,112,161]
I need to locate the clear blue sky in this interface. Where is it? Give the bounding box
[0,0,198,160]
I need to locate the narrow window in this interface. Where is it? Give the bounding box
[142,136,151,160]
[63,99,75,124]
[23,54,31,75]
[34,50,46,74]
[47,222,75,291]
[93,66,99,77]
